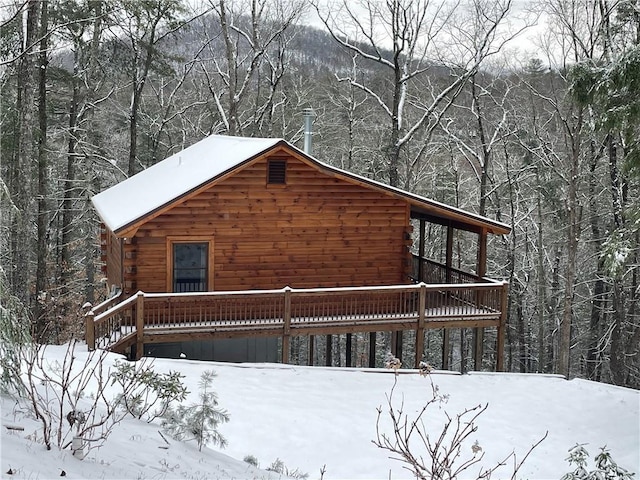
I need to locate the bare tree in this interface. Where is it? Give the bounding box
[107,0,194,176]
[313,0,524,189]
[374,375,546,479]
[199,0,304,136]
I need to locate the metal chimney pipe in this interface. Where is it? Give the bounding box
[303,108,315,155]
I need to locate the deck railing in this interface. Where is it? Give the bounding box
[86,279,508,369]
[411,255,495,285]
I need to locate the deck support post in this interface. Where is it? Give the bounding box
[282,287,291,364]
[442,329,450,370]
[391,331,403,363]
[345,333,352,367]
[325,335,332,366]
[496,282,508,371]
[473,229,488,370]
[369,332,376,367]
[135,291,144,361]
[415,283,426,368]
[308,335,314,366]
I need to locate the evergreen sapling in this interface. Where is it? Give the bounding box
[162,370,229,451]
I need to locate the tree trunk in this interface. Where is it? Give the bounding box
[34,0,49,339]
[586,141,604,381]
[10,0,39,306]
[558,109,583,378]
[607,134,627,385]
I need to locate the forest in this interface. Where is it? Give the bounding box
[0,0,638,389]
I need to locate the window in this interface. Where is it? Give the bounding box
[172,242,208,292]
[267,159,286,184]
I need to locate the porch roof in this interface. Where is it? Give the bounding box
[92,134,511,237]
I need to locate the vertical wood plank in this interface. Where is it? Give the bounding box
[345,333,352,367]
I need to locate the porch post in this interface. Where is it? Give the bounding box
[473,229,488,370]
[345,333,352,367]
[445,225,454,282]
[496,282,508,371]
[135,291,144,361]
[414,283,426,368]
[445,225,453,371]
[325,335,332,366]
[282,287,291,364]
[418,218,426,281]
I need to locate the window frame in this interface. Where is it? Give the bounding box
[166,236,215,292]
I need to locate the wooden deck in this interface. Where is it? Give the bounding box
[86,275,508,370]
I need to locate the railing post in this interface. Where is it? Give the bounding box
[415,283,426,368]
[282,287,291,364]
[496,282,508,372]
[85,311,95,351]
[473,285,485,371]
[135,291,144,361]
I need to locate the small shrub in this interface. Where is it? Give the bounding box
[111,360,188,422]
[561,444,634,480]
[162,370,229,451]
[243,454,259,467]
[267,458,309,480]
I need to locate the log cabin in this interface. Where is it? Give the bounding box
[89,134,511,370]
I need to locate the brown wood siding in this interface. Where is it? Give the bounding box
[133,155,412,292]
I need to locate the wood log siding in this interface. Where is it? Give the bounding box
[101,226,124,291]
[131,155,412,292]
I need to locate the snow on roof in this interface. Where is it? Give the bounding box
[92,135,281,233]
[92,134,510,235]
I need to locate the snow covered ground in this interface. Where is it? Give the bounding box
[2,345,639,479]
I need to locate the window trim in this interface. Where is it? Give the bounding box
[166,236,215,292]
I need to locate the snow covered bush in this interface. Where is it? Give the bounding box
[7,341,189,455]
[12,341,129,451]
[267,458,309,479]
[561,444,635,480]
[243,454,259,467]
[111,360,188,422]
[162,369,229,451]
